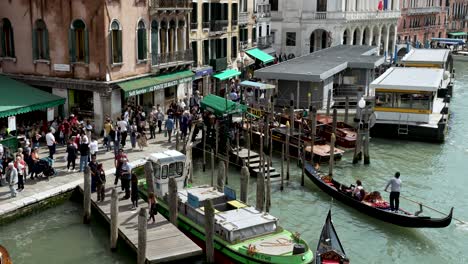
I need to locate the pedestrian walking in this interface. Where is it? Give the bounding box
[66,139,78,172]
[89,137,99,156]
[149,106,157,139]
[156,106,164,133]
[137,131,148,151]
[95,163,106,202]
[385,172,402,212]
[46,128,57,160]
[165,116,174,142]
[111,127,121,156]
[103,118,113,151]
[147,192,158,223]
[114,149,128,186]
[117,117,128,148]
[14,155,26,191]
[131,173,139,209]
[130,122,137,150]
[88,154,98,193]
[6,163,18,198]
[120,159,132,199]
[78,132,90,172]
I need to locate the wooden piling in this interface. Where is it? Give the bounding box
[332,108,338,135]
[144,161,154,195]
[281,143,284,191]
[175,131,180,151]
[204,199,215,263]
[168,177,178,225]
[329,133,336,176]
[211,151,215,187]
[83,166,91,224]
[186,143,193,184]
[363,106,371,165]
[236,124,240,163]
[240,165,250,203]
[137,208,148,264]
[300,121,305,186]
[287,94,293,181]
[215,123,219,156]
[344,96,349,124]
[256,172,265,212]
[217,161,226,193]
[225,140,230,185]
[260,128,264,176]
[110,188,119,251]
[266,157,272,213]
[309,106,316,168]
[247,121,252,166]
[326,89,332,117]
[202,125,206,172]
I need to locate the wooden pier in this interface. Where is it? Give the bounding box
[80,185,202,263]
[232,148,281,182]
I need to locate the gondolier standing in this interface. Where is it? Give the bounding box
[385,172,402,212]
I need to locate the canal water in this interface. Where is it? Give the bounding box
[1,61,467,264]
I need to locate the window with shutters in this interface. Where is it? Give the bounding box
[33,19,49,61]
[151,20,158,65]
[1,18,15,58]
[69,19,89,63]
[110,20,122,64]
[137,20,148,61]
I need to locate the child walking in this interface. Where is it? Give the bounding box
[131,173,139,209]
[148,192,158,223]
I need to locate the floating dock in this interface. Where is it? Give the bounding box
[81,185,202,263]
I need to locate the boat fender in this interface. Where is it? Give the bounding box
[292,244,306,255]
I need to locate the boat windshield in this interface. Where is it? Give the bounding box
[153,164,161,179]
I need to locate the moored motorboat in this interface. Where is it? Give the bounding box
[304,164,453,228]
[315,210,349,264]
[316,115,357,149]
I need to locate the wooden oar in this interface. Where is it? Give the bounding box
[384,190,465,224]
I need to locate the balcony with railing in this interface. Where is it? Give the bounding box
[303,10,400,20]
[150,0,192,11]
[209,57,228,72]
[151,49,193,70]
[407,6,442,15]
[190,22,198,30]
[202,22,210,30]
[239,12,249,25]
[257,35,274,49]
[210,20,228,33]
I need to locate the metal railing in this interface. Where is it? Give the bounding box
[210,20,228,32]
[190,22,198,30]
[407,6,442,15]
[304,10,401,20]
[257,35,274,48]
[202,22,210,29]
[239,12,249,24]
[152,49,193,67]
[150,0,191,9]
[256,4,271,18]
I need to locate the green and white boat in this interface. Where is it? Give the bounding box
[131,150,313,264]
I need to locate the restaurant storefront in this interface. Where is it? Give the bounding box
[192,66,213,96]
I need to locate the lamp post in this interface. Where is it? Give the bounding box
[353,97,367,164]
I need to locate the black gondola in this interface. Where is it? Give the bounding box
[315,210,349,264]
[305,164,453,228]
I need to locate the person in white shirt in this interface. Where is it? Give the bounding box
[89,138,99,156]
[117,117,128,147]
[352,180,364,201]
[45,128,56,159]
[385,172,402,212]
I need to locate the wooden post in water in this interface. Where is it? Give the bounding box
[266,157,272,213]
[344,96,350,124]
[300,121,305,186]
[144,161,154,195]
[353,107,363,164]
[204,199,215,263]
[168,177,178,225]
[256,172,265,212]
[175,130,180,151]
[363,106,371,165]
[247,121,251,167]
[240,165,250,203]
[287,94,294,181]
[137,208,147,264]
[309,106,316,168]
[83,166,91,224]
[225,140,230,185]
[332,108,338,135]
[329,133,336,176]
[215,123,219,156]
[260,128,264,176]
[211,151,215,187]
[202,125,206,172]
[236,124,240,163]
[326,89,332,117]
[297,118,302,167]
[217,161,226,193]
[187,143,193,184]
[281,143,285,191]
[110,188,119,251]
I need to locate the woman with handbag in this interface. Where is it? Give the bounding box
[147,192,158,223]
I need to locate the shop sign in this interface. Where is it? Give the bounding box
[53,64,71,72]
[247,107,264,118]
[126,77,193,97]
[194,67,213,78]
[8,116,16,131]
[47,108,54,122]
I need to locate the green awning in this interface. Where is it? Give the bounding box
[200,94,247,116]
[118,70,194,98]
[448,32,467,36]
[0,75,65,118]
[245,48,275,64]
[213,69,241,81]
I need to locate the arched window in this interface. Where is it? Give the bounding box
[151,20,158,65]
[1,18,15,58]
[69,19,89,63]
[33,19,49,60]
[137,20,147,61]
[110,20,122,64]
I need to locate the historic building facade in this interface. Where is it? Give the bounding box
[0,0,193,132]
[446,0,467,37]
[270,0,401,58]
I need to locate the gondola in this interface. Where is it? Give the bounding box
[305,164,453,228]
[315,210,349,264]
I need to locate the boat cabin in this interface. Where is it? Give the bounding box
[239,80,275,109]
[369,67,449,142]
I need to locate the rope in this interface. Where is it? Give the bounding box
[383,190,465,224]
[259,238,292,247]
